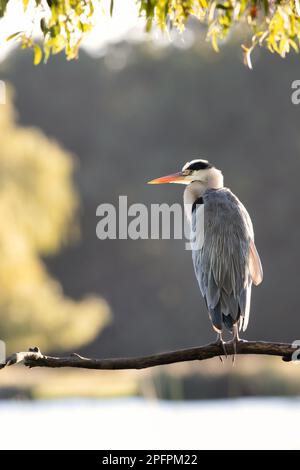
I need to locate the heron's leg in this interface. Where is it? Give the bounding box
[231,324,240,365]
[233,323,240,342]
[216,332,228,359]
[215,333,223,363]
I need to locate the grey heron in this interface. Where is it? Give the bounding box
[148,159,263,355]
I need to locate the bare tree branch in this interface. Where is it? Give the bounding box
[0,341,297,371]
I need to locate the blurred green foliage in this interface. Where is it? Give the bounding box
[0,91,110,353]
[2,0,300,66]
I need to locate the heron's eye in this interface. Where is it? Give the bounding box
[182,170,191,176]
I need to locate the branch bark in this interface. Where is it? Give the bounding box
[0,340,297,371]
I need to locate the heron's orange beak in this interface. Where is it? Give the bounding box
[147,171,185,184]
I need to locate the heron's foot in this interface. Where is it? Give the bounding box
[219,338,238,364]
[215,334,228,359]
[236,338,247,344]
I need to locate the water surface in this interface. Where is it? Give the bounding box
[0,397,299,450]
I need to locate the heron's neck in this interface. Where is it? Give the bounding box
[184,182,204,222]
[184,181,204,207]
[206,167,224,190]
[183,168,223,222]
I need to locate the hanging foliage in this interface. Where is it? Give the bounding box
[2,1,300,66]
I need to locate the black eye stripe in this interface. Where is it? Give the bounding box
[186,161,213,171]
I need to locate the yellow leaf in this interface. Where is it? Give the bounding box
[6,31,23,42]
[199,0,208,8]
[208,1,216,22]
[279,37,289,57]
[22,0,30,11]
[212,33,219,52]
[33,45,43,65]
[242,45,253,69]
[289,39,299,53]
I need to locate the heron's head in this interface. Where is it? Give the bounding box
[148,159,223,188]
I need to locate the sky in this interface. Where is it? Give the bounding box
[0,0,145,61]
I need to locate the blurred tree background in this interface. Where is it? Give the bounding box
[0,91,110,353]
[0,35,299,362]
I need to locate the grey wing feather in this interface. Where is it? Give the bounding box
[192,188,258,333]
[233,196,263,285]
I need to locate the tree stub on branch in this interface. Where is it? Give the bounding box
[0,341,297,371]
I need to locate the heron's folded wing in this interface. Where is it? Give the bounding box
[249,239,263,285]
[232,194,263,286]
